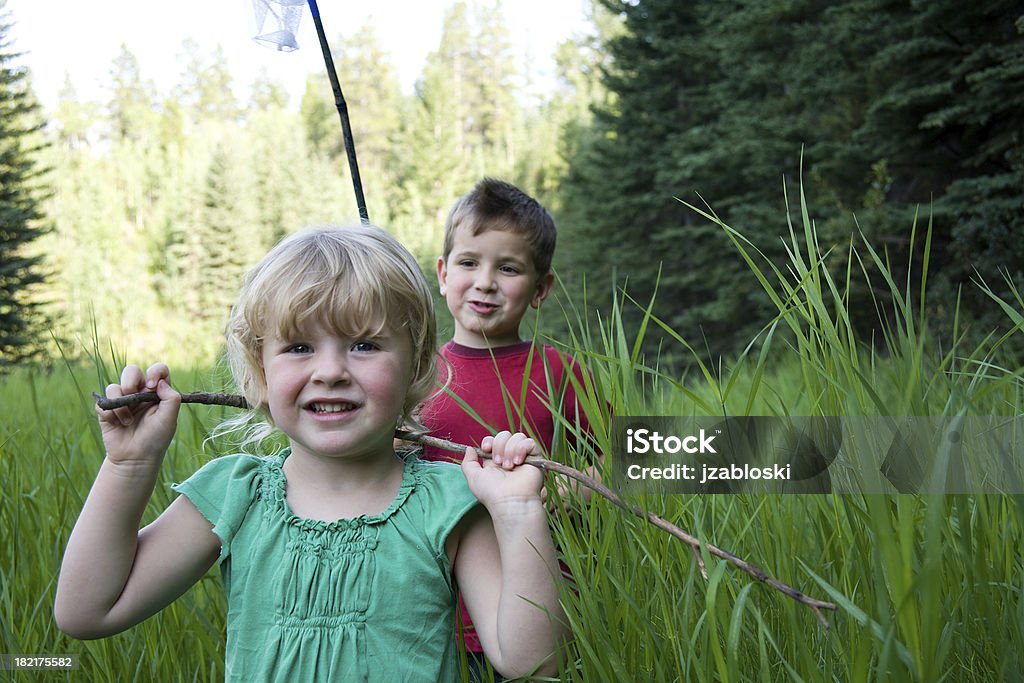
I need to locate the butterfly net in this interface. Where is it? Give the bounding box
[251,0,306,52]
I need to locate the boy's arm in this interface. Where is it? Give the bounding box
[452,432,569,678]
[562,352,608,503]
[546,462,604,506]
[54,365,220,639]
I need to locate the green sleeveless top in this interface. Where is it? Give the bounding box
[172,451,480,682]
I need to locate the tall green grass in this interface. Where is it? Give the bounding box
[2,191,1022,680]
[1,363,233,681]
[542,189,1024,681]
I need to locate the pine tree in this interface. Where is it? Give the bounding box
[394,3,478,255]
[175,39,239,124]
[198,143,251,332]
[559,0,744,361]
[391,1,530,257]
[559,0,1024,360]
[0,2,49,368]
[107,43,158,142]
[249,67,289,112]
[861,1,1024,336]
[467,2,518,160]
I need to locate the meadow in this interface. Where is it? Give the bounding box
[2,201,1023,681]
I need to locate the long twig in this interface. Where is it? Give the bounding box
[93,390,838,626]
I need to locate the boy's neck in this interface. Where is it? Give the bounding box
[446,338,535,356]
[451,328,524,349]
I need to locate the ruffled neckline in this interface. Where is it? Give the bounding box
[258,450,419,532]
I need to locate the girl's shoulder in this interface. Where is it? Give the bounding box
[175,452,283,492]
[401,455,479,541]
[171,452,286,529]
[405,455,474,501]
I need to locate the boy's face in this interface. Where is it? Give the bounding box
[437,225,554,348]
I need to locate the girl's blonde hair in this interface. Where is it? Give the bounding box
[223,224,436,444]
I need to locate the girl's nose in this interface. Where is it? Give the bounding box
[311,352,351,385]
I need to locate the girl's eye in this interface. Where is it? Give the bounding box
[351,341,378,353]
[287,343,312,354]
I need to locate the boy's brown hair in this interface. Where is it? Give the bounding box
[442,177,557,277]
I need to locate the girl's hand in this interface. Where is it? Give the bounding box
[460,431,545,509]
[453,431,566,677]
[97,363,181,466]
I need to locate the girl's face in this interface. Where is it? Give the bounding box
[261,318,413,463]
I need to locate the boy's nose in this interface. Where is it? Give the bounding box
[473,267,497,291]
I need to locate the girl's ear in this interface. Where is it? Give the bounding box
[531,272,555,308]
[436,256,448,296]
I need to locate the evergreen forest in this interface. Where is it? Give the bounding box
[3,0,1022,369]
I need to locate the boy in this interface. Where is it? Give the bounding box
[422,177,595,467]
[420,177,600,678]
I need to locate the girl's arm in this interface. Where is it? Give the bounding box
[54,364,220,639]
[452,431,569,678]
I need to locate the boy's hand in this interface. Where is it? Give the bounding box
[460,431,545,509]
[97,363,181,466]
[540,478,574,514]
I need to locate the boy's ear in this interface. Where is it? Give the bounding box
[531,272,555,308]
[435,256,448,296]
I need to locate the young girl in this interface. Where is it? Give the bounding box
[55,224,567,681]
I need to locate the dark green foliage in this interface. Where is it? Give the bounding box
[0,2,49,369]
[557,2,735,361]
[558,0,1024,363]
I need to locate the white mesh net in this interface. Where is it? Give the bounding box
[251,0,306,52]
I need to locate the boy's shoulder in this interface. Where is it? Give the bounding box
[439,340,583,382]
[441,339,571,360]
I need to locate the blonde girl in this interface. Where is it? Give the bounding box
[55,224,566,681]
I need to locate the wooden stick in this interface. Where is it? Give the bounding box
[93,391,248,410]
[93,390,839,625]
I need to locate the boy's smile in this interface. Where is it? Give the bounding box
[437,226,554,348]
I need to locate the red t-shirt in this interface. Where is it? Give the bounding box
[421,340,592,460]
[419,340,594,652]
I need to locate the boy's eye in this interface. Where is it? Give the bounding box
[499,264,522,275]
[457,259,477,268]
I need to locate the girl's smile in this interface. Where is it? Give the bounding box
[305,398,359,417]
